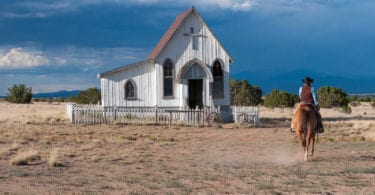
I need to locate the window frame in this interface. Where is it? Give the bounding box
[163,59,175,98]
[212,60,224,99]
[124,79,137,100]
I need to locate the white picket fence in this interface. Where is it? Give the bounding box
[231,106,260,126]
[66,103,218,126]
[66,103,260,126]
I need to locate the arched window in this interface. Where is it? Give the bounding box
[125,80,136,99]
[212,60,224,98]
[163,59,174,97]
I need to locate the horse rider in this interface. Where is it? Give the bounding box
[291,77,324,133]
[298,76,324,133]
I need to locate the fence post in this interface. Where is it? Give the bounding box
[114,106,117,121]
[155,105,158,125]
[234,106,237,123]
[71,104,75,124]
[197,111,200,128]
[104,107,107,124]
[169,111,172,128]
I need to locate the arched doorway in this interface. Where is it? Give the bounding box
[177,59,213,109]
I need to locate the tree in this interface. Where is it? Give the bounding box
[317,86,350,108]
[230,79,262,106]
[74,88,101,104]
[5,84,33,104]
[263,89,299,108]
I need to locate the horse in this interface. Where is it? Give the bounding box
[291,104,318,161]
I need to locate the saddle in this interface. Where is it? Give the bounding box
[299,103,316,112]
[298,103,324,133]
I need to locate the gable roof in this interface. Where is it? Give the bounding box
[97,59,152,78]
[148,7,193,60]
[148,6,233,62]
[99,7,233,79]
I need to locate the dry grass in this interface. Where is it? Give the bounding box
[48,148,64,167]
[10,150,41,166]
[0,102,374,194]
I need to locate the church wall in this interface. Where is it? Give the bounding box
[156,13,231,108]
[101,62,156,107]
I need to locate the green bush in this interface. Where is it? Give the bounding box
[317,86,350,108]
[263,89,299,108]
[349,96,372,102]
[341,105,352,114]
[74,87,101,104]
[5,84,33,104]
[230,79,262,106]
[349,101,361,107]
[371,100,375,108]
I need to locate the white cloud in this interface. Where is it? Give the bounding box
[2,0,372,18]
[0,46,146,71]
[138,0,257,11]
[0,48,49,69]
[3,0,258,18]
[232,0,256,11]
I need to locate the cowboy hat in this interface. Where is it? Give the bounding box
[302,76,314,83]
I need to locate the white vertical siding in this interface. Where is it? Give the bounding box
[101,62,155,107]
[101,10,232,109]
[156,13,231,107]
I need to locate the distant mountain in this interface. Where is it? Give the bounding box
[231,70,375,95]
[0,90,83,99]
[32,90,81,98]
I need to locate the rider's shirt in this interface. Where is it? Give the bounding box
[299,84,319,106]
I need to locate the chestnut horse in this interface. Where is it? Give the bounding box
[292,104,318,161]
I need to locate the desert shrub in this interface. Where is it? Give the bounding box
[47,97,54,104]
[359,97,372,102]
[349,101,361,107]
[56,97,66,103]
[317,86,350,108]
[5,84,33,104]
[10,150,41,166]
[263,89,299,108]
[230,79,263,106]
[371,101,375,108]
[349,96,373,102]
[74,87,101,104]
[341,105,352,114]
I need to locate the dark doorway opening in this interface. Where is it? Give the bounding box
[188,79,203,109]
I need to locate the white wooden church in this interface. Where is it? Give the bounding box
[98,7,233,121]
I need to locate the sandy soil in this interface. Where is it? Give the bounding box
[0,102,374,194]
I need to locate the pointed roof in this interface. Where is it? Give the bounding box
[99,7,233,79]
[148,7,233,62]
[148,7,193,60]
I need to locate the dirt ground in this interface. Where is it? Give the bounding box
[0,102,374,194]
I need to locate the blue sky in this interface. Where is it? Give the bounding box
[1,0,375,96]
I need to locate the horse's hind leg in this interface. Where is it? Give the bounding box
[310,135,315,156]
[304,129,313,161]
[296,129,306,152]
